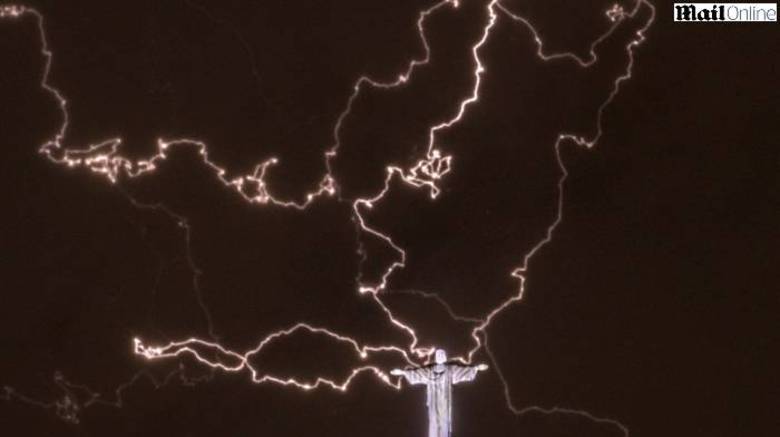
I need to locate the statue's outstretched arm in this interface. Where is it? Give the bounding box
[451,363,488,384]
[391,367,430,385]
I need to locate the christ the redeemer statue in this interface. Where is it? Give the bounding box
[391,349,488,437]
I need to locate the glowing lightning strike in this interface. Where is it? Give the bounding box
[469,0,658,354]
[394,0,498,199]
[351,0,500,358]
[0,0,458,210]
[479,4,656,431]
[350,0,656,434]
[1,4,337,210]
[129,0,501,390]
[0,0,475,411]
[133,322,417,391]
[352,0,655,356]
[1,0,655,433]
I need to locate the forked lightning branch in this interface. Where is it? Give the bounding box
[0,1,655,435]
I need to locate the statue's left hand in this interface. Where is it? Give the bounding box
[477,364,489,371]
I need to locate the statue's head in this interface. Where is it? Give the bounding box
[434,349,447,364]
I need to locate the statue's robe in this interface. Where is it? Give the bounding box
[401,363,481,437]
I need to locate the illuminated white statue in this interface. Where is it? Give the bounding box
[391,349,488,437]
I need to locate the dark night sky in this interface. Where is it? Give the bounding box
[0,1,777,436]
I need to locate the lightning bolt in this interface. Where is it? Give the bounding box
[350,0,657,434]
[0,0,464,419]
[133,322,417,391]
[1,0,655,434]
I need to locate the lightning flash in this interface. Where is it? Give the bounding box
[1,0,655,434]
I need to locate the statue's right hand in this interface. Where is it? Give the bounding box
[390,369,404,376]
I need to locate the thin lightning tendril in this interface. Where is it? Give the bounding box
[348,2,655,433]
[1,0,654,433]
[134,322,417,391]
